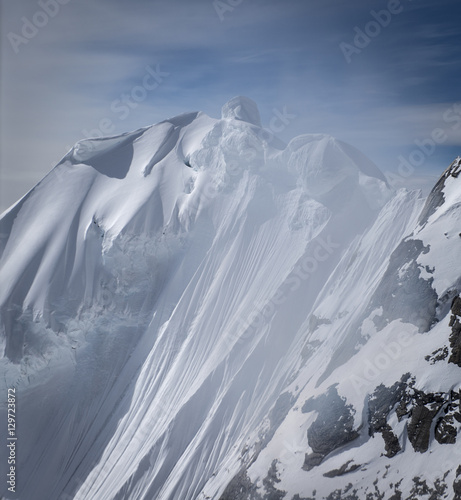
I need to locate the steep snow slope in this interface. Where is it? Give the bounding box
[0,98,459,500]
[227,158,461,500]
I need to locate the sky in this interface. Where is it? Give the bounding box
[1,0,461,212]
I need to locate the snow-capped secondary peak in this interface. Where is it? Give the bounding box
[221,95,262,126]
[279,133,392,211]
[1,99,461,500]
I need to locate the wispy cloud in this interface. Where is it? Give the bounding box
[1,0,461,211]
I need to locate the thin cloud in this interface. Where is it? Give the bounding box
[1,0,461,211]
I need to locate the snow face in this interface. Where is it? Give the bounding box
[0,98,460,500]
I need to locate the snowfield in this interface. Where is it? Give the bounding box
[0,97,460,500]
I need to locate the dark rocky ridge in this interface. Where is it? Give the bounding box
[406,391,445,453]
[219,469,262,500]
[365,158,461,337]
[418,156,461,226]
[449,295,461,366]
[368,375,456,454]
[425,346,449,364]
[454,466,461,500]
[367,375,410,457]
[367,238,438,333]
[301,387,360,470]
[323,460,361,478]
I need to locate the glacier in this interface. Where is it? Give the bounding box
[0,96,460,500]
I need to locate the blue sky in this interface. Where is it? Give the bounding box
[1,0,461,211]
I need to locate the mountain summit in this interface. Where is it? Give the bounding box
[0,99,460,500]
[221,95,262,126]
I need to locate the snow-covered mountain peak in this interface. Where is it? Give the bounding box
[1,100,461,500]
[280,133,392,211]
[221,95,262,127]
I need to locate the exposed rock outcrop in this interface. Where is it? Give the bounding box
[302,387,360,470]
[368,375,410,457]
[262,460,286,500]
[425,346,449,364]
[435,390,460,445]
[454,465,461,500]
[407,401,443,453]
[219,470,262,500]
[367,239,438,333]
[449,295,461,366]
[368,375,459,454]
[418,156,461,226]
[395,383,445,453]
[219,461,287,500]
[323,460,361,478]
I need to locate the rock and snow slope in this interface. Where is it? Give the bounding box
[0,98,460,500]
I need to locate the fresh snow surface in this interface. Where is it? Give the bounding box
[0,97,460,500]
